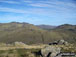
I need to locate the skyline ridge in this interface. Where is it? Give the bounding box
[0,21,76,26]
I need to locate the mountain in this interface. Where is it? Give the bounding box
[36,25,56,29]
[53,24,76,43]
[56,24,76,29]
[0,22,76,44]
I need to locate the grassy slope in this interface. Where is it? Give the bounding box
[0,23,76,44]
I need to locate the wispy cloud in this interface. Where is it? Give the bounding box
[28,3,51,7]
[0,0,20,4]
[0,7,27,13]
[0,7,50,16]
[0,0,76,10]
[0,0,76,17]
[0,0,76,25]
[23,0,33,3]
[23,0,76,10]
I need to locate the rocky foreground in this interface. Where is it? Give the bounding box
[0,40,76,57]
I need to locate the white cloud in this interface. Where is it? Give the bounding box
[0,6,73,17]
[23,0,33,3]
[0,7,48,15]
[0,7,27,13]
[0,0,20,4]
[28,3,52,7]
[0,0,76,10]
[23,0,76,11]
[0,6,56,17]
[0,0,76,17]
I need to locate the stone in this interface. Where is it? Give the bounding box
[14,42,27,47]
[41,46,61,57]
[58,40,65,45]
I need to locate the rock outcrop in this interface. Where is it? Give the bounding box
[41,46,61,57]
[14,42,28,47]
[49,40,69,45]
[57,40,68,45]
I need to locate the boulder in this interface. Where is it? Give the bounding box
[58,40,65,45]
[49,40,69,45]
[41,46,61,57]
[58,40,69,45]
[14,42,27,47]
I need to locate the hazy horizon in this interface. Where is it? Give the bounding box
[0,21,76,26]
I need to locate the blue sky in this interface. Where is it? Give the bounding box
[0,0,76,25]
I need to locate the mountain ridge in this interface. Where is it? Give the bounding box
[0,22,76,44]
[36,24,57,29]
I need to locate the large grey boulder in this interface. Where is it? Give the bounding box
[41,46,61,57]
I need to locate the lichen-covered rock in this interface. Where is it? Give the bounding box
[14,42,27,47]
[58,40,65,45]
[41,46,61,57]
[58,40,69,45]
[49,40,69,46]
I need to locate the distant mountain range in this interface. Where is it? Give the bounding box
[36,25,56,29]
[0,22,76,44]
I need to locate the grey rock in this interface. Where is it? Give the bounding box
[49,40,69,45]
[41,46,61,57]
[58,40,69,45]
[58,40,65,45]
